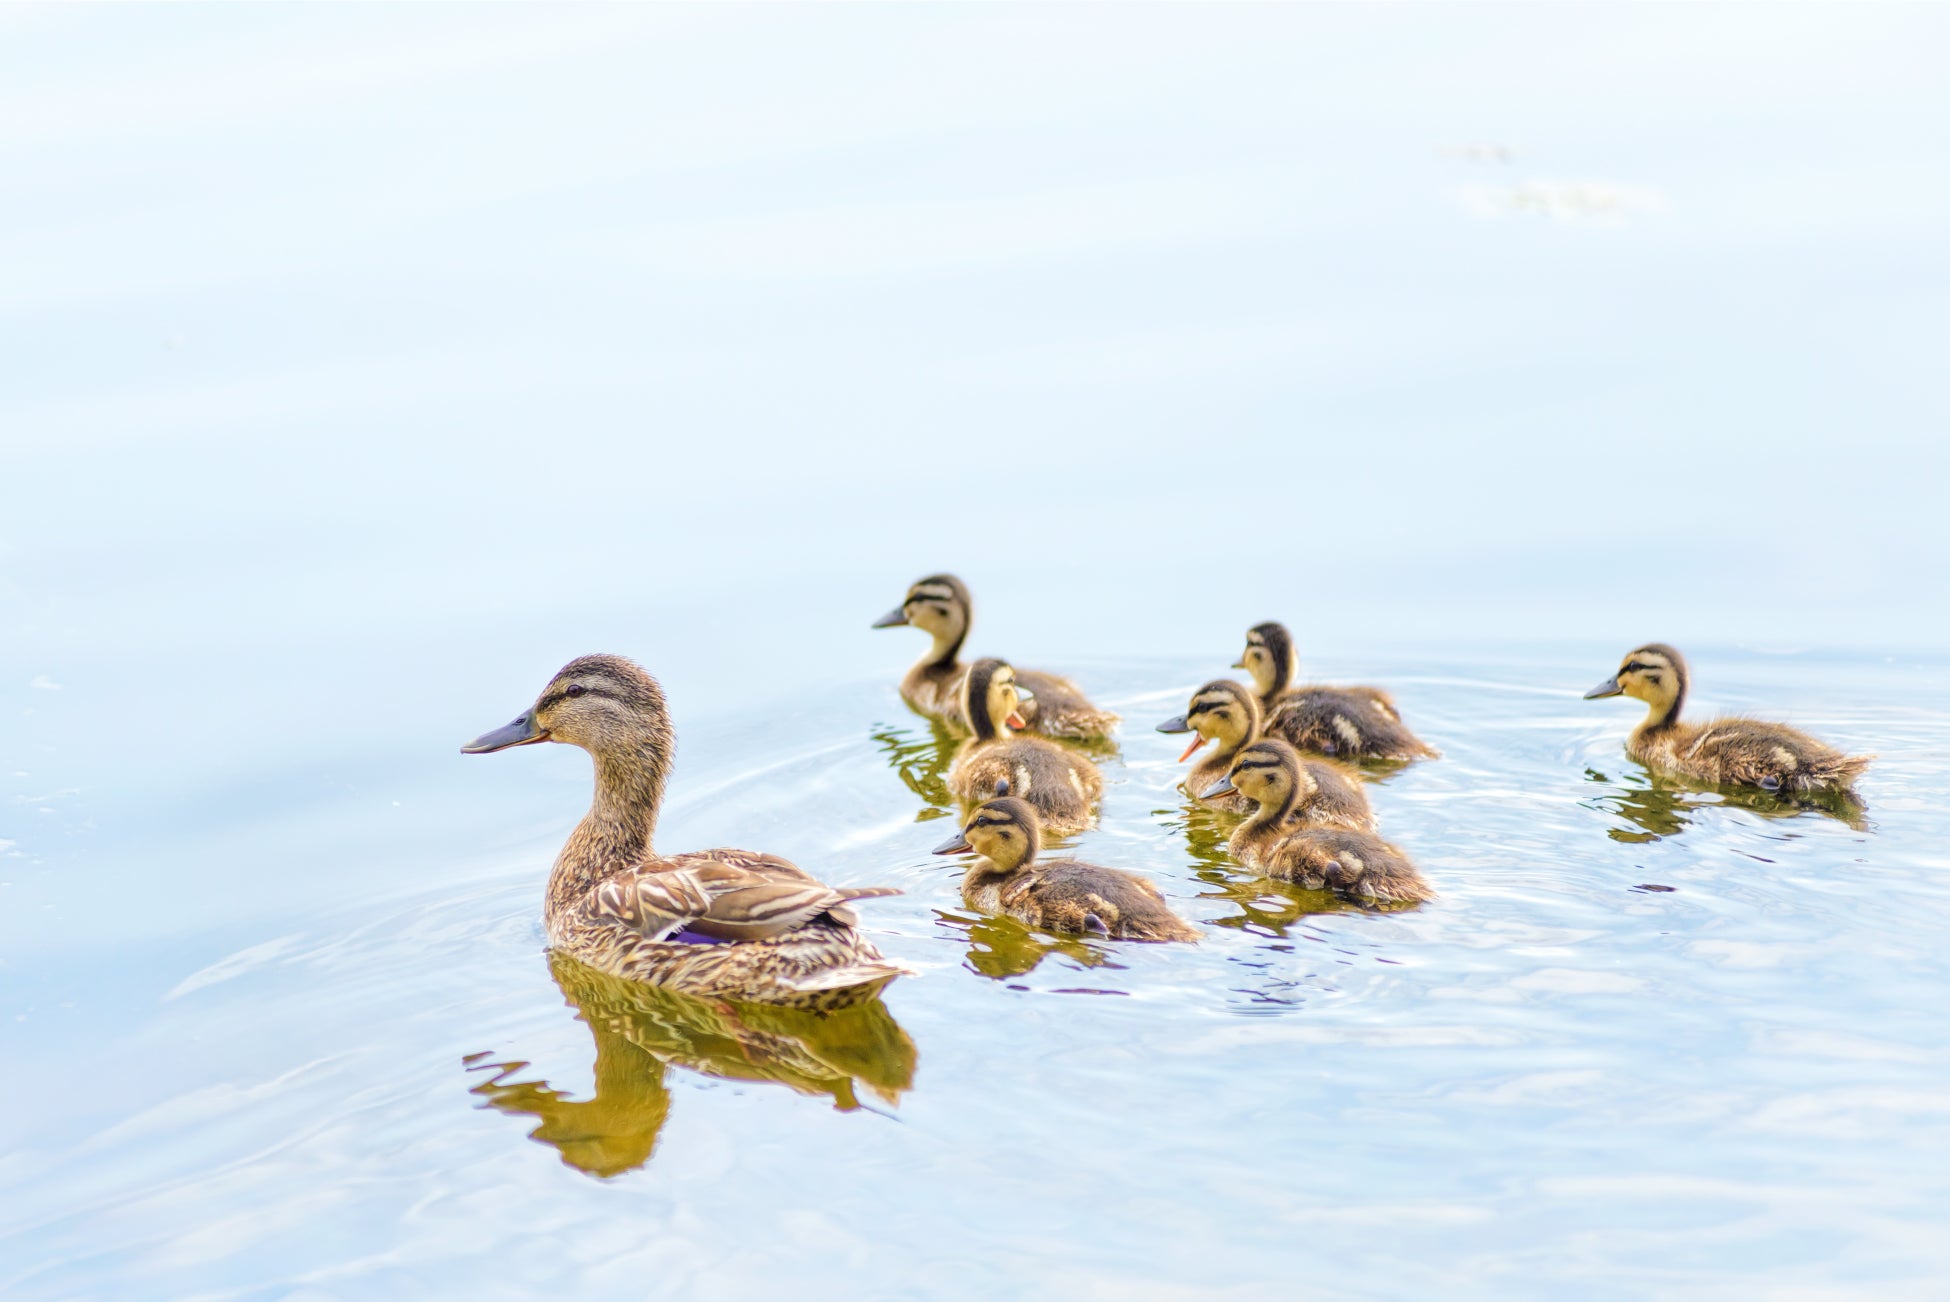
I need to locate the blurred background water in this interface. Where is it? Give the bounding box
[4,4,1949,1297]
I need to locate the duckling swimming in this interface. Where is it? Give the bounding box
[463,654,908,1010]
[933,786,1198,942]
[1201,738,1377,847]
[945,658,1103,836]
[1234,621,1437,762]
[1158,679,1372,827]
[873,574,1118,740]
[1208,740,1433,905]
[1585,643,1872,798]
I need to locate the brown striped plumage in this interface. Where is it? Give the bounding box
[464,654,908,1010]
[1235,621,1437,763]
[1586,644,1873,798]
[946,658,1103,836]
[873,573,1119,740]
[935,793,1198,942]
[1211,739,1377,856]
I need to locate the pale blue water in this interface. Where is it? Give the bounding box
[5,5,1950,1297]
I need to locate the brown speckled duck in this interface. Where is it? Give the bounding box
[873,574,1118,740]
[1157,679,1372,827]
[1201,738,1377,843]
[1585,643,1872,797]
[463,654,908,1010]
[1235,621,1437,762]
[933,786,1198,942]
[945,659,1103,836]
[1211,740,1433,906]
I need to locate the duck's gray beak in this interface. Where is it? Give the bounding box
[871,606,909,629]
[1156,714,1191,734]
[931,829,973,855]
[1229,659,1246,670]
[462,709,548,753]
[1583,677,1624,700]
[1200,777,1237,798]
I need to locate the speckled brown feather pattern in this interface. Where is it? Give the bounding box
[1257,827,1434,906]
[946,659,1103,835]
[1240,622,1436,762]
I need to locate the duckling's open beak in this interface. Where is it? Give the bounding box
[1005,711,1028,731]
[1156,714,1190,734]
[1200,777,1237,798]
[1177,736,1207,763]
[1583,676,1625,700]
[931,829,973,855]
[461,709,549,753]
[871,607,909,629]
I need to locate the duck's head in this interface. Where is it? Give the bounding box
[961,657,1033,741]
[462,654,672,760]
[872,574,971,658]
[1202,738,1315,813]
[932,780,1040,870]
[1233,621,1295,698]
[1585,643,1688,723]
[1156,679,1261,763]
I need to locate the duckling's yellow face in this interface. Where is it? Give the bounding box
[1586,646,1682,713]
[876,579,967,640]
[1226,742,1314,809]
[1234,632,1278,695]
[1188,684,1254,748]
[985,664,1029,732]
[963,803,1033,867]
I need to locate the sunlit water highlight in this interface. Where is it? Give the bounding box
[4,650,1947,1296]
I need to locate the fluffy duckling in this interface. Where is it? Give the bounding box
[463,654,908,1010]
[1201,738,1377,844]
[933,786,1198,942]
[1585,643,1872,797]
[1234,621,1437,762]
[1209,740,1433,905]
[945,658,1103,836]
[873,573,1119,740]
[1158,679,1373,827]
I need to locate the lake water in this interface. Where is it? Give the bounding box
[6,642,1949,1297]
[7,4,1950,1296]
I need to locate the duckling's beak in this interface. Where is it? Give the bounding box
[1156,714,1190,734]
[931,829,973,855]
[871,606,910,629]
[1177,736,1207,763]
[1583,676,1625,700]
[1005,711,1028,731]
[461,709,549,753]
[1200,777,1237,798]
[1229,659,1246,670]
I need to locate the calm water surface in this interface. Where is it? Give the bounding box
[5,647,1947,1297]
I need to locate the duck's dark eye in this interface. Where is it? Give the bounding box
[566,684,587,698]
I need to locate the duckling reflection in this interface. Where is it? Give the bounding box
[940,910,1127,981]
[870,716,960,819]
[1583,766,1867,841]
[466,953,916,1179]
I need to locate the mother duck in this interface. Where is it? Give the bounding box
[464,654,907,1010]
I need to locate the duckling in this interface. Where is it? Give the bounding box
[1200,738,1377,846]
[1208,740,1433,905]
[463,654,909,1011]
[1234,621,1437,762]
[1585,643,1872,797]
[1158,679,1374,827]
[873,574,1118,740]
[933,785,1198,942]
[945,658,1102,836]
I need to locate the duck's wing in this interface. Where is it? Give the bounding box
[598,856,900,943]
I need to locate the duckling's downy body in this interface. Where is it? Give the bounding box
[1158,679,1372,828]
[1214,739,1432,905]
[935,792,1198,942]
[1237,622,1437,763]
[874,574,1118,740]
[464,655,907,1010]
[1586,644,1872,797]
[946,659,1102,836]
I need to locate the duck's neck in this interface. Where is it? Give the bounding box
[968,845,1034,885]
[1632,681,1688,742]
[1244,786,1298,834]
[924,619,967,672]
[552,739,671,907]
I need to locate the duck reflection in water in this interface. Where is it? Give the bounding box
[870,718,961,820]
[1583,766,1868,842]
[466,953,916,1179]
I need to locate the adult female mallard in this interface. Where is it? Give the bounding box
[463,654,908,1010]
[1585,643,1872,797]
[873,573,1118,740]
